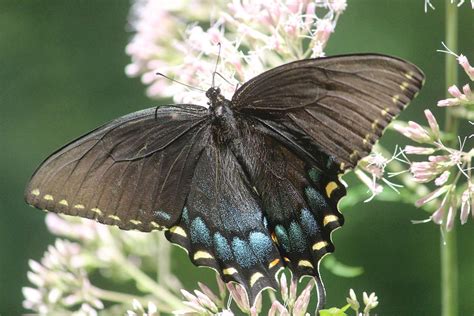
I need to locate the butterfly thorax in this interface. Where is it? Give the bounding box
[207,87,239,145]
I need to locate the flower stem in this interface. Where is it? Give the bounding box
[441,2,459,316]
[157,233,171,284]
[114,254,185,309]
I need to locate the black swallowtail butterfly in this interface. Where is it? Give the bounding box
[25,54,424,309]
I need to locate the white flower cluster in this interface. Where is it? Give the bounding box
[125,0,346,104]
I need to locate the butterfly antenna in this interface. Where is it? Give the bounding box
[212,42,222,87]
[155,72,205,92]
[214,71,234,86]
[234,82,240,93]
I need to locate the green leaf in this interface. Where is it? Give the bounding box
[319,305,351,316]
[323,256,364,278]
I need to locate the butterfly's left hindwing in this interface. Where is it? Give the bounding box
[25,105,209,231]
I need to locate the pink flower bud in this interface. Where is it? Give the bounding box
[458,54,474,81]
[437,98,460,107]
[286,0,302,14]
[462,84,472,98]
[394,123,431,143]
[460,189,471,224]
[404,145,435,155]
[410,161,440,183]
[424,109,440,139]
[446,204,456,231]
[216,274,227,300]
[293,281,313,316]
[280,273,288,301]
[289,277,297,302]
[305,3,316,27]
[227,283,249,311]
[434,171,450,186]
[315,19,334,44]
[250,306,258,316]
[448,85,462,98]
[268,301,288,316]
[431,205,445,224]
[180,289,198,303]
[428,155,450,163]
[415,185,449,207]
[198,282,220,305]
[195,290,218,313]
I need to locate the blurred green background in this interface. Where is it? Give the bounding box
[0,0,472,314]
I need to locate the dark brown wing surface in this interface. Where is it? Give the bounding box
[165,144,283,304]
[232,54,424,170]
[25,105,210,231]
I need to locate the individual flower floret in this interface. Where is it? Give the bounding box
[394,109,442,144]
[437,43,474,107]
[460,184,473,224]
[438,84,474,107]
[345,289,379,316]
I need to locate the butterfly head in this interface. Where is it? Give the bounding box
[206,87,224,105]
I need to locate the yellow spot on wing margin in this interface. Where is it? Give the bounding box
[59,200,69,206]
[250,272,264,287]
[170,226,187,238]
[323,215,339,226]
[130,219,142,225]
[392,95,400,104]
[223,267,238,275]
[107,215,121,221]
[325,182,338,198]
[74,204,85,209]
[371,119,379,131]
[312,241,329,251]
[44,194,54,201]
[91,208,102,215]
[193,251,214,260]
[268,258,280,269]
[31,189,40,196]
[298,260,314,268]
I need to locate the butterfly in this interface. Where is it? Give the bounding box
[25,54,424,309]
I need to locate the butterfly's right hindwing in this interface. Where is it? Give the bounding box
[25,105,210,231]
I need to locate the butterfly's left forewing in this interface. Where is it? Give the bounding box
[25,105,209,231]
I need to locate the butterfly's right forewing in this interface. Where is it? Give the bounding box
[25,105,210,231]
[232,54,424,170]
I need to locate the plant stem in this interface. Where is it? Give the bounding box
[441,2,459,316]
[115,254,185,309]
[90,286,175,313]
[157,232,171,285]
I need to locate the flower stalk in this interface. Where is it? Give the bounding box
[441,2,459,316]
